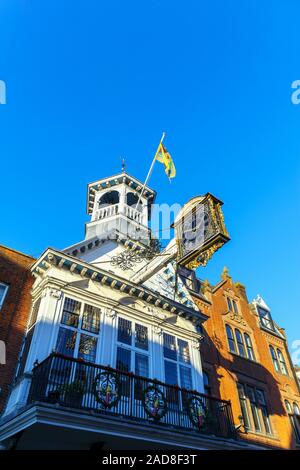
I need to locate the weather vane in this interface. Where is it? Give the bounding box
[121,157,126,173]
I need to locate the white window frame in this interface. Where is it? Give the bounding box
[163,332,194,390]
[115,315,151,376]
[56,296,102,364]
[0,282,9,309]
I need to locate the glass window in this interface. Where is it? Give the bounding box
[246,385,262,432]
[164,360,178,385]
[293,403,300,415]
[227,297,232,311]
[56,327,77,357]
[258,307,274,331]
[116,346,131,372]
[256,389,272,434]
[286,400,300,443]
[135,353,149,377]
[61,297,81,328]
[135,323,148,350]
[203,371,211,395]
[78,334,97,363]
[226,324,236,353]
[269,345,280,372]
[163,333,177,360]
[178,339,190,364]
[237,383,251,429]
[244,333,255,361]
[117,317,132,345]
[28,298,41,328]
[179,365,192,390]
[0,282,9,308]
[82,304,101,333]
[232,300,238,314]
[277,349,288,376]
[235,329,246,357]
[17,327,35,377]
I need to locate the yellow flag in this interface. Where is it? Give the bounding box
[155,143,176,179]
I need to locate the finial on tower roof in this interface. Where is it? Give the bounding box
[121,157,126,173]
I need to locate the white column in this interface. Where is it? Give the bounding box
[190,339,204,393]
[100,308,117,367]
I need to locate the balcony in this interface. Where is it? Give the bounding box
[27,353,236,440]
[93,203,143,224]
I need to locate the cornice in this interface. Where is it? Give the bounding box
[31,248,207,326]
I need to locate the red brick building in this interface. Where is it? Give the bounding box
[0,246,34,413]
[192,267,300,449]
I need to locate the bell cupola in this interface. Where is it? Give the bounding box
[85,172,156,244]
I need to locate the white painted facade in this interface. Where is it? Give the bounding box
[3,172,206,419]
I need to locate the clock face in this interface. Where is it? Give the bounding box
[175,194,230,269]
[180,206,210,257]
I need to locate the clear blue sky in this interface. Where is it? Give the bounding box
[0,1,299,361]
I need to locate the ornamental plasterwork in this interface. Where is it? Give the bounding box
[186,241,224,269]
[153,326,163,336]
[228,311,247,326]
[41,287,62,299]
[106,309,117,319]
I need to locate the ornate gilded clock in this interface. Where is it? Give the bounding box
[174,193,230,269]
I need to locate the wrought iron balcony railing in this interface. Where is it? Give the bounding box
[28,353,236,439]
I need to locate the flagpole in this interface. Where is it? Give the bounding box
[137,132,165,208]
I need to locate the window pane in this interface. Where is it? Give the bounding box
[277,349,288,375]
[246,386,262,432]
[226,325,236,353]
[117,318,132,345]
[164,360,178,385]
[269,345,280,372]
[0,283,8,307]
[135,323,148,350]
[285,400,292,413]
[293,403,300,415]
[232,300,238,314]
[178,339,190,364]
[116,347,131,372]
[28,298,41,328]
[235,329,246,357]
[258,307,274,331]
[244,333,255,361]
[17,326,35,377]
[237,383,251,429]
[61,298,81,328]
[56,327,77,357]
[163,333,177,360]
[256,389,272,434]
[179,365,192,390]
[78,334,97,363]
[135,353,149,377]
[116,347,131,397]
[227,297,232,311]
[82,304,101,333]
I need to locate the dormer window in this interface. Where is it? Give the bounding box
[257,306,275,331]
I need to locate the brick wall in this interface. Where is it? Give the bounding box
[0,245,35,413]
[193,270,300,449]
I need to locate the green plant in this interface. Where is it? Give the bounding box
[60,380,85,395]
